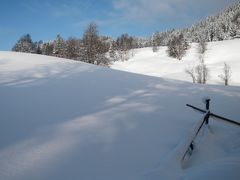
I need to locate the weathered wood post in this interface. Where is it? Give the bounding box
[205,99,210,124]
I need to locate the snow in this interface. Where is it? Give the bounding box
[112,39,240,86]
[0,46,240,180]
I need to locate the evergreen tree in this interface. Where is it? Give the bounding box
[42,42,54,56]
[53,34,66,58]
[34,40,43,54]
[12,34,34,53]
[167,33,189,60]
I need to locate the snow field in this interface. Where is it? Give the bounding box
[0,46,240,179]
[112,39,240,86]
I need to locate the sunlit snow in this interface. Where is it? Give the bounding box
[0,40,240,180]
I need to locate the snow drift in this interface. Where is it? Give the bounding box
[0,49,240,180]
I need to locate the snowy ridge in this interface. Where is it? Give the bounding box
[0,51,240,180]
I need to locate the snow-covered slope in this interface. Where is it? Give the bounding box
[112,39,240,86]
[0,51,240,180]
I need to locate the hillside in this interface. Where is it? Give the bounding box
[112,39,240,86]
[0,52,240,180]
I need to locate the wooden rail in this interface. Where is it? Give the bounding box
[181,111,210,164]
[186,103,240,126]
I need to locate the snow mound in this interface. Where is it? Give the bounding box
[0,51,240,180]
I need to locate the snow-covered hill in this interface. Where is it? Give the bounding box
[0,51,240,180]
[112,39,240,86]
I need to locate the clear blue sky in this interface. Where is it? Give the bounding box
[0,0,237,50]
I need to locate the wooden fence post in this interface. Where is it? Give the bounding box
[205,99,210,124]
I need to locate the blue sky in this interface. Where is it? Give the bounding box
[0,0,237,50]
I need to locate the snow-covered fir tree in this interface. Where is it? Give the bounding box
[42,42,54,56]
[53,34,66,58]
[167,33,189,60]
[33,40,43,54]
[12,34,34,53]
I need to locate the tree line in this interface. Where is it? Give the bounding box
[12,23,148,66]
[151,2,240,46]
[11,1,239,71]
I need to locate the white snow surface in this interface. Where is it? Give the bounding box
[112,39,240,86]
[0,49,240,180]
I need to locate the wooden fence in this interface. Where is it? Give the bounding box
[181,98,240,165]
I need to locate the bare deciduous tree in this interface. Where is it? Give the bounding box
[65,37,81,59]
[198,39,207,54]
[185,66,196,83]
[196,55,209,84]
[152,33,159,52]
[219,62,231,86]
[116,34,134,61]
[185,55,209,84]
[82,23,99,64]
[82,23,110,66]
